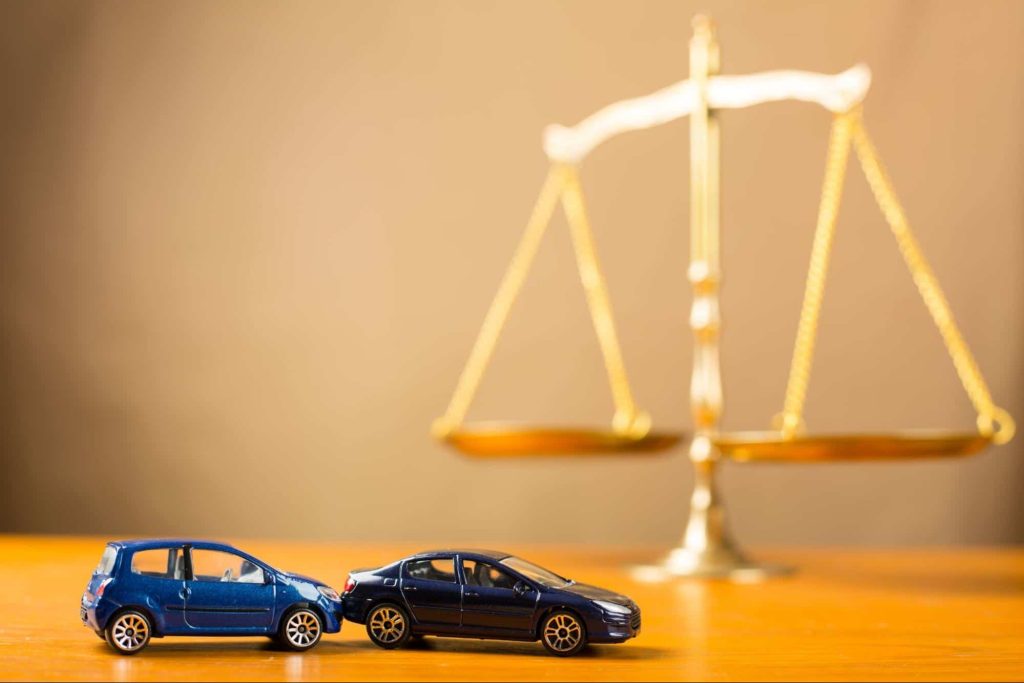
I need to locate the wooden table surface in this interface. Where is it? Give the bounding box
[1,536,1022,681]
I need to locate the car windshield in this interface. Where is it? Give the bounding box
[500,556,572,588]
[95,546,118,575]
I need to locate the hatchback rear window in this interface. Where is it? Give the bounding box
[95,546,118,575]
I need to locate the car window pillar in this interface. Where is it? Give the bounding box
[183,544,194,581]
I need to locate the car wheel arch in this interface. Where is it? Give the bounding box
[533,604,587,640]
[368,598,409,617]
[277,601,326,631]
[106,605,160,638]
[371,593,415,621]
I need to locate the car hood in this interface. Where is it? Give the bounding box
[555,582,634,606]
[282,571,325,587]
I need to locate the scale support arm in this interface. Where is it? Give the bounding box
[543,64,872,164]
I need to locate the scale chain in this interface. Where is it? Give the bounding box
[561,167,650,436]
[852,121,1014,444]
[779,110,1014,445]
[432,166,566,437]
[433,164,649,438]
[779,110,856,437]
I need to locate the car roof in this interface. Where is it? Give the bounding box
[109,539,242,553]
[411,549,512,562]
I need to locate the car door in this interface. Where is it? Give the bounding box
[184,547,275,631]
[125,546,187,633]
[399,556,462,629]
[459,558,536,635]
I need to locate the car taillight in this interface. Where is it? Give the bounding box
[343,576,356,593]
[96,578,113,598]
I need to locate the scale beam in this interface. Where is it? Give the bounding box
[543,64,871,164]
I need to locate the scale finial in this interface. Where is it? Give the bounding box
[691,14,716,37]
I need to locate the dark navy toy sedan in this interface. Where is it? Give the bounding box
[341,549,640,656]
[81,540,344,654]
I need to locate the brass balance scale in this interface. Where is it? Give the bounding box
[431,16,1016,578]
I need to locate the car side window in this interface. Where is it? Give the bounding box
[405,558,456,583]
[190,549,265,583]
[131,548,185,580]
[462,560,519,590]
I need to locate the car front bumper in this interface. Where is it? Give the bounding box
[590,608,642,643]
[318,597,345,633]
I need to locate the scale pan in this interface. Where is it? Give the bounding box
[442,423,684,457]
[714,431,991,463]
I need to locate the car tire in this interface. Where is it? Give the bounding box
[540,610,587,657]
[104,609,152,655]
[366,603,412,650]
[277,607,324,652]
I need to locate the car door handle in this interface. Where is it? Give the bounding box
[465,591,480,598]
[403,586,417,591]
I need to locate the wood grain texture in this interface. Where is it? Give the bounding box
[0,536,1022,681]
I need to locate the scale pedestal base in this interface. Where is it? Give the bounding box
[633,450,791,582]
[634,543,790,582]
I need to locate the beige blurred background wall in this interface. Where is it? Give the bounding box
[1,0,1021,546]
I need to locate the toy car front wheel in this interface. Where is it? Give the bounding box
[540,610,587,656]
[278,608,323,652]
[366,603,411,649]
[105,610,152,655]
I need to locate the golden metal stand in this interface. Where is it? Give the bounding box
[643,17,1011,579]
[637,17,783,580]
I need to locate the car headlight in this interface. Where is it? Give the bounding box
[317,586,341,601]
[593,599,631,615]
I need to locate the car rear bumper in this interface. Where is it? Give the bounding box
[81,596,113,635]
[340,595,371,624]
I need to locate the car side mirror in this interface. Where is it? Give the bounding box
[514,581,531,597]
[264,572,275,585]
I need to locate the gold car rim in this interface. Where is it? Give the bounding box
[285,611,321,647]
[543,613,582,652]
[369,607,406,644]
[111,613,149,651]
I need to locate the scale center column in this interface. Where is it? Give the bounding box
[657,16,774,579]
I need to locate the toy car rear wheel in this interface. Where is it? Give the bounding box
[104,610,152,655]
[366,603,411,649]
[540,610,587,657]
[277,608,323,652]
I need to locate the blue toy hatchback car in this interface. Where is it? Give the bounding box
[342,549,641,656]
[80,540,343,654]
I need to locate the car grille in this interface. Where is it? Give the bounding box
[630,609,641,631]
